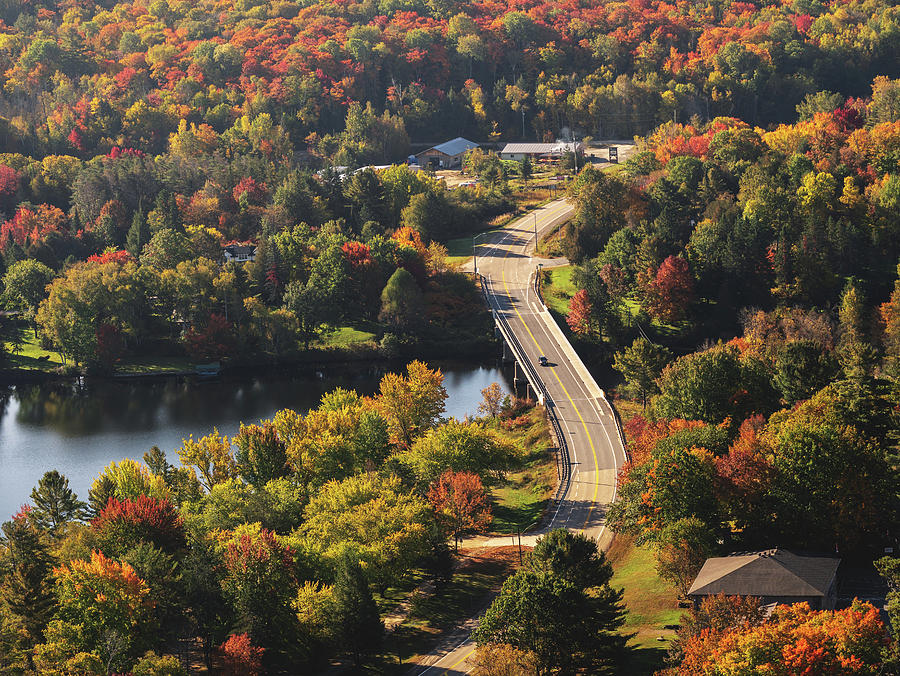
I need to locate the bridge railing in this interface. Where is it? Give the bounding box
[477,274,572,506]
[528,267,631,464]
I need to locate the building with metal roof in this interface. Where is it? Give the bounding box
[499,141,584,161]
[416,137,479,169]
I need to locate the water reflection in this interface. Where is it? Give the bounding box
[0,361,512,519]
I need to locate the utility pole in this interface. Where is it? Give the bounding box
[533,212,537,247]
[517,525,523,564]
[473,235,477,276]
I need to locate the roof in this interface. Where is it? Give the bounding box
[427,137,479,157]
[223,243,257,254]
[688,549,840,598]
[500,141,583,155]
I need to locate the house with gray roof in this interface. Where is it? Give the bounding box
[687,549,840,610]
[416,137,479,169]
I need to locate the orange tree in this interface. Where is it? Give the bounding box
[428,470,492,550]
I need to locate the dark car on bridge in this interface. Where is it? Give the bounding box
[538,355,548,367]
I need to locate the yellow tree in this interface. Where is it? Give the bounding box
[177,429,237,492]
[376,360,447,445]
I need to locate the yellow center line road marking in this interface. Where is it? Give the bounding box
[498,238,601,532]
[440,646,475,674]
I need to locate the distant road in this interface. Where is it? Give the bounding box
[408,200,627,675]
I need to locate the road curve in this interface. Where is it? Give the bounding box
[408,199,627,675]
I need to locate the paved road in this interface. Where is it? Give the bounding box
[408,200,628,675]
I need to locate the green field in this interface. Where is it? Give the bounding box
[319,325,378,348]
[608,536,682,674]
[541,265,575,316]
[3,326,64,371]
[445,235,476,266]
[487,405,556,534]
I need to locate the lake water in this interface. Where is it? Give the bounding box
[0,361,513,520]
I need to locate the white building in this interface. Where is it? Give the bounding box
[499,141,584,162]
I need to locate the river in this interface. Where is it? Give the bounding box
[0,361,513,520]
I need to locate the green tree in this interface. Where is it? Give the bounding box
[176,430,237,492]
[0,510,56,657]
[564,167,628,263]
[233,422,288,489]
[36,551,151,674]
[139,229,192,269]
[613,337,672,408]
[333,554,383,667]
[653,344,775,425]
[654,517,718,596]
[773,340,838,405]
[125,207,150,257]
[473,568,626,674]
[29,470,85,530]
[379,267,425,334]
[297,474,432,585]
[219,527,299,662]
[875,556,900,668]
[399,419,515,485]
[1,259,54,318]
[527,529,616,592]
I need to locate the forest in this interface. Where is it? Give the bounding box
[0,362,562,672]
[0,0,899,672]
[551,77,900,674]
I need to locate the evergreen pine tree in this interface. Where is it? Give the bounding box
[333,555,383,666]
[0,511,56,653]
[29,470,85,530]
[126,207,150,257]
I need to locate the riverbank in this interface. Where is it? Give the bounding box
[1,325,497,383]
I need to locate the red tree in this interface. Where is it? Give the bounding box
[92,495,186,555]
[184,313,236,361]
[233,177,269,206]
[645,255,694,323]
[673,601,889,675]
[221,633,264,676]
[428,470,492,551]
[566,289,595,335]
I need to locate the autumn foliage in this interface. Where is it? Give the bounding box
[670,601,889,675]
[428,470,492,550]
[92,495,186,555]
[221,633,265,676]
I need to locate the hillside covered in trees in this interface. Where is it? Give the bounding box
[553,74,900,676]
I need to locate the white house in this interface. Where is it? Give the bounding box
[223,243,257,263]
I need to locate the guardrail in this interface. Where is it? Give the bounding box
[529,266,631,465]
[477,274,572,503]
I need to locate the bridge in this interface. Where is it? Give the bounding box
[410,198,628,674]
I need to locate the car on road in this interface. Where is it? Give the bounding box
[538,355,548,367]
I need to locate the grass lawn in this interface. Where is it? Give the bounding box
[541,265,575,316]
[3,326,64,371]
[116,355,195,374]
[608,535,683,675]
[319,325,378,348]
[487,404,556,534]
[445,235,475,266]
[621,298,682,336]
[490,456,555,534]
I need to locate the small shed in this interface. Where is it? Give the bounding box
[416,137,479,169]
[223,243,257,264]
[687,549,840,610]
